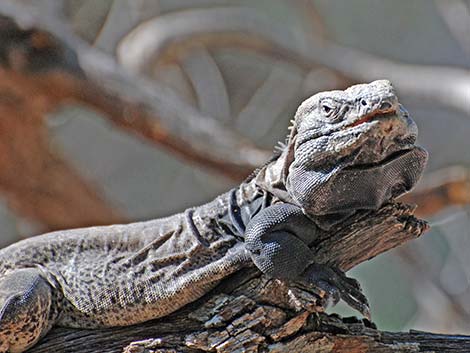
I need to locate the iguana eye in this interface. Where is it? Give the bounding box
[319,100,340,122]
[322,104,333,114]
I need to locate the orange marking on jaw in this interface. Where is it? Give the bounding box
[346,108,396,128]
[349,115,374,127]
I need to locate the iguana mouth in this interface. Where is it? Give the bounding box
[345,108,397,129]
[298,109,400,147]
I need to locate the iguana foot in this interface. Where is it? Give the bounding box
[0,268,54,353]
[297,263,370,319]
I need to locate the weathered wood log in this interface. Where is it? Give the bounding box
[26,202,470,353]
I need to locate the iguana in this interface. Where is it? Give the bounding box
[0,80,427,353]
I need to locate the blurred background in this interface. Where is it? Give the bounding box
[0,0,469,334]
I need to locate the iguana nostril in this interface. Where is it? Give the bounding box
[360,99,368,106]
[379,101,392,110]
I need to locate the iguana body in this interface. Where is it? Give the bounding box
[0,81,427,352]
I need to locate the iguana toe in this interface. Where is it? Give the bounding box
[298,263,371,319]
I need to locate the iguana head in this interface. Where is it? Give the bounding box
[260,80,428,228]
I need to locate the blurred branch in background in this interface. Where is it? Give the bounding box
[0,2,271,181]
[0,69,124,231]
[402,166,470,218]
[434,0,470,59]
[0,23,124,231]
[397,166,470,331]
[117,6,470,115]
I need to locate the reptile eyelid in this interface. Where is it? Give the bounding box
[320,105,342,123]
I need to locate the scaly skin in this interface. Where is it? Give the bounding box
[0,80,427,352]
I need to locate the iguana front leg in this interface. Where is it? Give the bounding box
[244,204,369,317]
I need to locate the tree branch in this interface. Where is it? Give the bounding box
[117,6,470,116]
[24,202,446,353]
[0,53,123,232]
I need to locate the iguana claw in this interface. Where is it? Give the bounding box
[298,263,371,320]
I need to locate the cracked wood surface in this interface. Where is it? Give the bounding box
[25,202,470,353]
